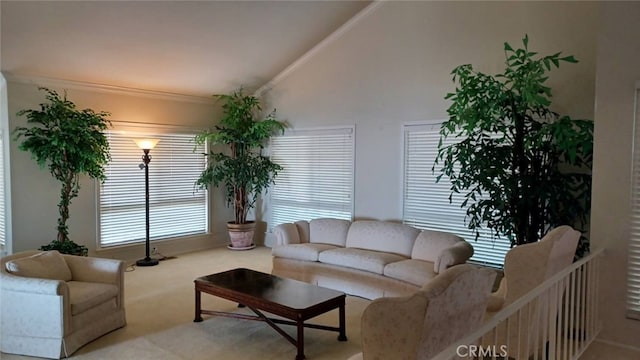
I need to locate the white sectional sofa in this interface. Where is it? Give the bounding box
[271,218,474,299]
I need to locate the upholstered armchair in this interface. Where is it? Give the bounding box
[348,264,496,360]
[1,250,126,359]
[483,225,580,359]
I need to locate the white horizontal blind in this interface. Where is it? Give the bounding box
[269,127,354,227]
[99,131,207,247]
[403,123,510,266]
[0,125,4,246]
[627,86,640,320]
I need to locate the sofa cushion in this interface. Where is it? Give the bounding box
[411,230,464,262]
[309,218,351,247]
[272,243,339,262]
[346,221,420,257]
[383,259,438,287]
[319,248,407,275]
[67,281,119,315]
[5,250,72,281]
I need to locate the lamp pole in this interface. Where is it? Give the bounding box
[135,139,160,267]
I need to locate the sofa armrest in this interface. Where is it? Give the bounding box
[273,223,301,246]
[64,255,124,284]
[0,271,67,295]
[434,241,474,274]
[360,293,427,359]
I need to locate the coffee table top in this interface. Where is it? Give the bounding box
[196,268,345,310]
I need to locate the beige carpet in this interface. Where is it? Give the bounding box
[1,247,368,360]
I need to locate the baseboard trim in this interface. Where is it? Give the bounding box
[593,338,640,353]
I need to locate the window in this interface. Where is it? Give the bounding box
[402,122,510,266]
[99,127,207,247]
[627,85,640,320]
[0,75,8,249]
[0,114,5,248]
[269,127,354,227]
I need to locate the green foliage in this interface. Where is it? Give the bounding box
[435,35,593,251]
[195,88,285,224]
[14,87,111,248]
[39,239,88,256]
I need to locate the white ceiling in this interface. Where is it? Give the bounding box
[1,0,370,97]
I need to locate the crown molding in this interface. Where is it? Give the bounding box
[255,0,384,96]
[3,72,214,105]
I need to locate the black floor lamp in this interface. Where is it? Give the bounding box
[134,138,160,267]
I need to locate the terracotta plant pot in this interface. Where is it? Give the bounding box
[227,221,256,250]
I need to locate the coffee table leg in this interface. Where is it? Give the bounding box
[338,300,347,341]
[296,319,305,360]
[194,288,203,322]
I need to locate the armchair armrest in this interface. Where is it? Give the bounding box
[434,241,474,274]
[64,255,125,284]
[0,272,67,295]
[360,293,427,359]
[486,278,507,312]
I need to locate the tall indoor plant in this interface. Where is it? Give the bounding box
[195,88,285,249]
[435,35,593,254]
[14,87,111,255]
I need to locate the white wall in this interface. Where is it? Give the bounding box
[264,1,598,222]
[6,76,232,260]
[591,2,640,348]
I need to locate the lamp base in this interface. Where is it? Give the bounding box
[136,257,159,267]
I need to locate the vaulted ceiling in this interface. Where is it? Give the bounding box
[1,0,370,97]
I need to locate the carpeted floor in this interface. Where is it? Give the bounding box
[1,246,368,360]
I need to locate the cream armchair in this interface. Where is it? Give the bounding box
[348,264,496,360]
[1,250,126,358]
[483,225,580,359]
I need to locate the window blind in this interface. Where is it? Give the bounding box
[627,86,640,320]
[99,130,207,247]
[269,127,354,227]
[403,123,510,266]
[0,125,4,247]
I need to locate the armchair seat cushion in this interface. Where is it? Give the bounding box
[383,259,437,287]
[271,243,339,262]
[318,248,407,275]
[67,281,119,315]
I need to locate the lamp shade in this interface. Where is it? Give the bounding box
[134,138,160,150]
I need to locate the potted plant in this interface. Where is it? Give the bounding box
[14,87,111,256]
[195,88,285,249]
[435,35,593,256]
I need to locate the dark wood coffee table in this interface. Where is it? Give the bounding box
[194,268,347,360]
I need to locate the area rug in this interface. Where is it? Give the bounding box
[71,296,367,360]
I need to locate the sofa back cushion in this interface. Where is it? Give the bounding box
[346,221,420,257]
[309,218,351,247]
[295,220,311,244]
[275,223,300,244]
[411,230,464,262]
[5,250,73,281]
